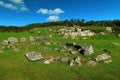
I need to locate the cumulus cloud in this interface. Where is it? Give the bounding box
[0,1,18,10]
[37,8,64,15]
[0,0,28,12]
[37,8,48,14]
[37,8,64,21]
[47,15,59,21]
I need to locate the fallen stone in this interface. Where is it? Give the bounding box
[69,51,78,54]
[111,42,120,46]
[25,52,43,61]
[95,54,111,62]
[7,37,18,44]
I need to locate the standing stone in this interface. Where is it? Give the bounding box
[84,45,94,55]
[25,52,43,61]
[69,60,75,67]
[20,37,27,42]
[74,56,82,65]
[29,36,35,42]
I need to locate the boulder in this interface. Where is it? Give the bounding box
[106,27,112,33]
[7,37,18,44]
[25,52,43,61]
[95,53,111,62]
[84,45,94,55]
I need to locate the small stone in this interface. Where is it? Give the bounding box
[20,37,27,42]
[60,57,68,62]
[29,36,35,42]
[69,60,75,67]
[118,34,120,38]
[69,51,78,54]
[44,57,54,64]
[44,60,50,64]
[87,60,97,66]
[104,59,112,64]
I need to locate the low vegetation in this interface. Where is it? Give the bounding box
[0,24,120,80]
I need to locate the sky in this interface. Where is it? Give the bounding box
[0,0,120,26]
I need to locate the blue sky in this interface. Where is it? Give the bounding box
[0,0,120,26]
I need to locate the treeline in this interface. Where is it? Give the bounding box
[0,19,120,32]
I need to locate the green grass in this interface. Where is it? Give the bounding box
[0,26,120,80]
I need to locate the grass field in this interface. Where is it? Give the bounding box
[0,26,120,80]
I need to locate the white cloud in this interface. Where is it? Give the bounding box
[37,8,48,14]
[47,15,59,21]
[9,0,24,4]
[0,0,28,12]
[37,8,64,15]
[20,6,29,11]
[0,1,18,10]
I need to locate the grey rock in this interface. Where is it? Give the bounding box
[74,56,82,65]
[69,60,75,67]
[104,59,112,63]
[69,51,78,54]
[44,57,54,64]
[95,53,111,62]
[7,37,18,44]
[84,45,94,55]
[105,27,112,33]
[25,52,43,61]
